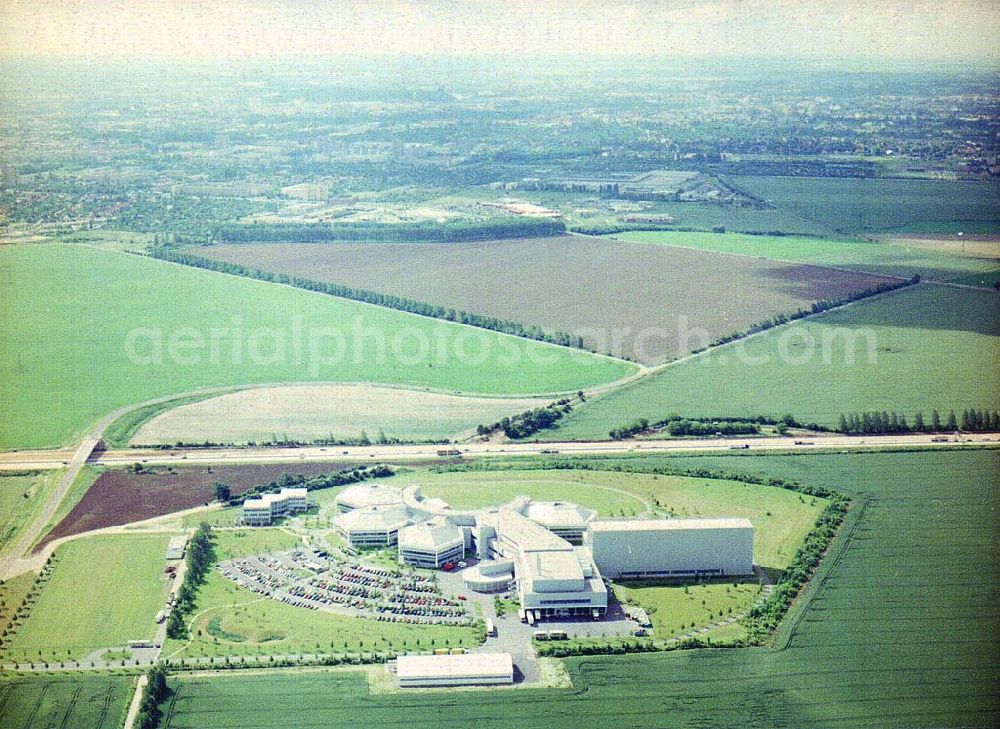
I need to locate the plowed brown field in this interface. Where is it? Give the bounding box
[196,236,895,364]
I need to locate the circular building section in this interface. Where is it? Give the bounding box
[335,483,404,513]
[522,501,596,544]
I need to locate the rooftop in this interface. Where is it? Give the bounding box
[396,652,513,681]
[497,509,573,553]
[333,504,411,531]
[398,518,464,551]
[524,501,596,529]
[336,483,404,510]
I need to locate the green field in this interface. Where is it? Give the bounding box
[4,534,173,661]
[161,449,1000,728]
[0,674,133,729]
[611,230,999,281]
[946,267,1000,288]
[0,471,59,557]
[163,531,477,661]
[552,284,1000,438]
[0,244,634,449]
[729,176,1000,235]
[406,468,823,569]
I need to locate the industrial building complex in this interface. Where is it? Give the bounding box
[244,482,756,625]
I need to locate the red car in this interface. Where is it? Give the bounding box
[442,563,456,572]
[457,595,467,601]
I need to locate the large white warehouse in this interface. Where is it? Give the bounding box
[587,517,754,579]
[396,652,514,688]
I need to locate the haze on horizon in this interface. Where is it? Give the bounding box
[1,0,998,67]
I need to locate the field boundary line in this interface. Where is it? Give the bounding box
[772,493,869,652]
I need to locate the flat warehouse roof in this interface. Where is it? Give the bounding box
[589,517,753,532]
[397,652,513,680]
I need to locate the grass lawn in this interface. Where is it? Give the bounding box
[212,528,302,561]
[0,674,134,729]
[614,579,761,641]
[163,572,478,661]
[945,267,1000,288]
[406,468,825,570]
[3,534,173,661]
[551,283,1000,437]
[405,469,648,516]
[0,470,60,558]
[612,230,998,281]
[103,391,223,447]
[0,244,633,449]
[167,449,999,728]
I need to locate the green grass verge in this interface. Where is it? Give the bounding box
[0,674,134,729]
[159,449,999,728]
[102,391,226,448]
[3,533,174,661]
[551,284,1000,437]
[0,244,635,449]
[0,470,60,558]
[611,230,998,281]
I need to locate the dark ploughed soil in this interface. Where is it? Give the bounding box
[196,236,895,365]
[36,461,352,548]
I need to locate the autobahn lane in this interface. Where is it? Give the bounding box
[0,433,994,471]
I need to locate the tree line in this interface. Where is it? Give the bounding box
[142,247,587,351]
[837,408,1000,435]
[135,663,169,729]
[214,218,566,243]
[165,523,214,640]
[476,394,582,439]
[696,276,919,352]
[226,464,395,507]
[608,414,830,441]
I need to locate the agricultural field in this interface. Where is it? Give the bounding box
[162,449,999,728]
[550,283,1000,438]
[611,230,999,281]
[0,470,59,558]
[0,674,133,729]
[194,236,895,365]
[729,175,1000,235]
[947,267,1000,288]
[131,383,545,445]
[3,534,173,662]
[37,462,352,548]
[163,531,478,661]
[31,466,98,550]
[400,468,825,570]
[0,244,632,450]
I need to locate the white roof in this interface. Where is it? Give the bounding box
[524,501,596,529]
[524,550,584,582]
[397,652,513,680]
[497,509,572,552]
[398,519,464,551]
[588,517,753,532]
[279,487,307,498]
[168,536,187,549]
[337,483,404,510]
[333,504,410,531]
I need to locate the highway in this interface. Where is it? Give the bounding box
[0,432,994,471]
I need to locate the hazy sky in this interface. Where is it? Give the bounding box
[2,0,998,65]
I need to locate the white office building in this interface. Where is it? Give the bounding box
[242,488,309,526]
[522,501,595,544]
[333,504,411,547]
[396,652,514,688]
[587,518,754,579]
[398,518,465,568]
